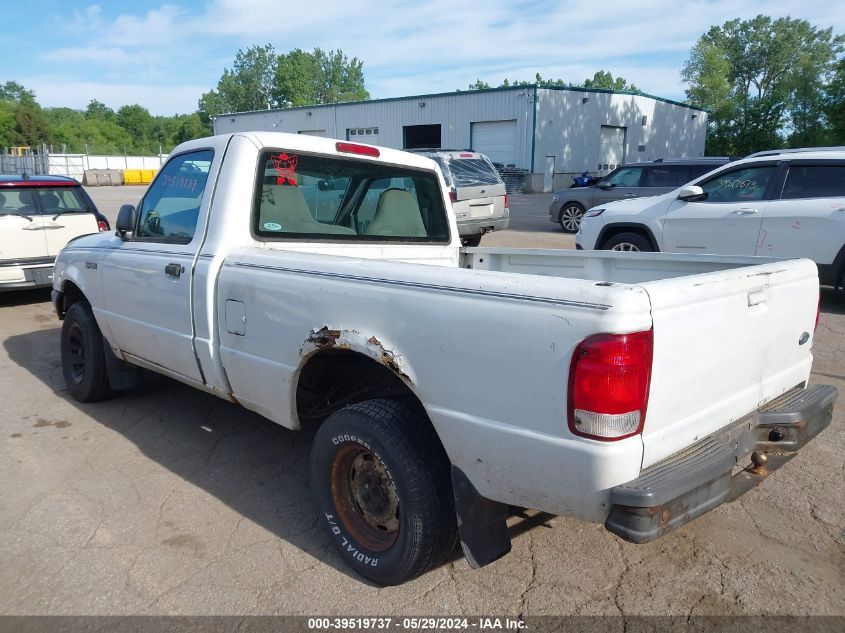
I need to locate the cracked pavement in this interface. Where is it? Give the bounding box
[0,191,842,616]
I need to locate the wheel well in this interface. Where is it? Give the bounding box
[58,281,88,317]
[597,224,659,251]
[296,350,426,426]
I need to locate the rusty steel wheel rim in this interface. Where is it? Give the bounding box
[330,444,400,552]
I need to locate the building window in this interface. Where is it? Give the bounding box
[403,124,441,149]
[348,127,378,138]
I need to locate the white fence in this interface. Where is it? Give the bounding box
[2,151,167,181]
[47,154,167,181]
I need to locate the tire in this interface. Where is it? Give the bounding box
[310,399,457,585]
[558,202,586,233]
[601,232,653,252]
[61,302,112,402]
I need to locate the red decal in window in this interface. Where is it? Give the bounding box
[270,153,298,185]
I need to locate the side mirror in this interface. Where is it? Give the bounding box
[116,204,137,240]
[597,182,614,190]
[678,185,706,202]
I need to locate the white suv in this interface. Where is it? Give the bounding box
[576,148,845,288]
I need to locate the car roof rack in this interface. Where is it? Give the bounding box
[746,146,845,158]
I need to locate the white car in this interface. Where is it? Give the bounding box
[0,175,110,291]
[577,149,845,288]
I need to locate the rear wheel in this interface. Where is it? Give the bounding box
[559,202,586,233]
[310,399,457,585]
[601,232,653,252]
[61,302,112,402]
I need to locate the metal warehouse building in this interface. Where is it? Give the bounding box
[212,86,707,192]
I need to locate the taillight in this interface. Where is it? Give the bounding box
[449,190,457,204]
[504,193,508,209]
[335,142,380,157]
[815,290,821,332]
[97,220,109,232]
[567,330,653,441]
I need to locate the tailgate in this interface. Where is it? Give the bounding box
[456,182,506,201]
[639,258,819,468]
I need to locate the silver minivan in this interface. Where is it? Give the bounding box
[411,150,509,246]
[549,158,730,233]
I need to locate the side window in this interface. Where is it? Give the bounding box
[136,150,213,242]
[699,165,777,203]
[643,166,690,187]
[254,150,449,242]
[0,189,39,215]
[604,167,643,187]
[781,165,845,199]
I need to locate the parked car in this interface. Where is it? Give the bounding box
[0,174,110,291]
[410,149,509,246]
[550,158,731,233]
[576,149,845,289]
[51,132,834,585]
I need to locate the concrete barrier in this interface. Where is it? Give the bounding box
[83,169,124,186]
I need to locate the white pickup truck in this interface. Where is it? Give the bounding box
[51,132,836,585]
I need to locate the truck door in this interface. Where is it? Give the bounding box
[99,149,215,382]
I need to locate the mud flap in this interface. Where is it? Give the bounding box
[103,342,145,391]
[451,465,511,568]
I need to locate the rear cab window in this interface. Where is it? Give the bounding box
[253,150,450,242]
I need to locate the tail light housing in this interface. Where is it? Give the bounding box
[449,189,457,204]
[567,330,653,441]
[335,142,380,158]
[97,220,109,232]
[504,193,509,209]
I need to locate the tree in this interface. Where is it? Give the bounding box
[582,70,639,92]
[682,15,843,155]
[827,58,845,144]
[116,104,154,152]
[273,47,369,107]
[199,44,280,116]
[85,99,115,121]
[0,81,36,103]
[468,79,491,90]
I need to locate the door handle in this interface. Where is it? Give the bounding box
[624,193,637,197]
[165,263,184,278]
[732,208,759,215]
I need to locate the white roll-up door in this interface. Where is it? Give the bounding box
[471,120,517,166]
[599,125,627,171]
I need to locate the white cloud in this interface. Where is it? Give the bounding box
[42,47,132,65]
[22,78,207,115]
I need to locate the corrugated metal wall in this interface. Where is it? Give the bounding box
[213,88,707,183]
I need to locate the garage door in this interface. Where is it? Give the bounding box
[471,120,517,166]
[599,125,626,172]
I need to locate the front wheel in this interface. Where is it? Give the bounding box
[61,302,112,402]
[559,203,585,233]
[601,232,653,252]
[310,399,457,585]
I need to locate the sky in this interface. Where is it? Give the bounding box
[2,0,844,116]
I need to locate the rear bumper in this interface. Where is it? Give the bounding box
[0,259,55,291]
[457,216,510,237]
[606,384,837,543]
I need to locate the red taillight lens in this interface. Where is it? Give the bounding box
[504,193,508,209]
[335,142,380,157]
[567,330,653,441]
[449,190,457,204]
[815,290,821,332]
[97,220,109,232]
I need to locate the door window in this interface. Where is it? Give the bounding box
[781,165,845,199]
[603,167,643,187]
[699,166,777,203]
[136,150,213,242]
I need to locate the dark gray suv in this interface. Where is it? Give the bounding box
[549,158,730,232]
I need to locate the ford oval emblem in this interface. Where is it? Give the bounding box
[799,332,810,345]
[480,189,485,194]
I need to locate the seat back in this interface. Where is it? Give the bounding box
[261,184,355,235]
[365,188,426,237]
